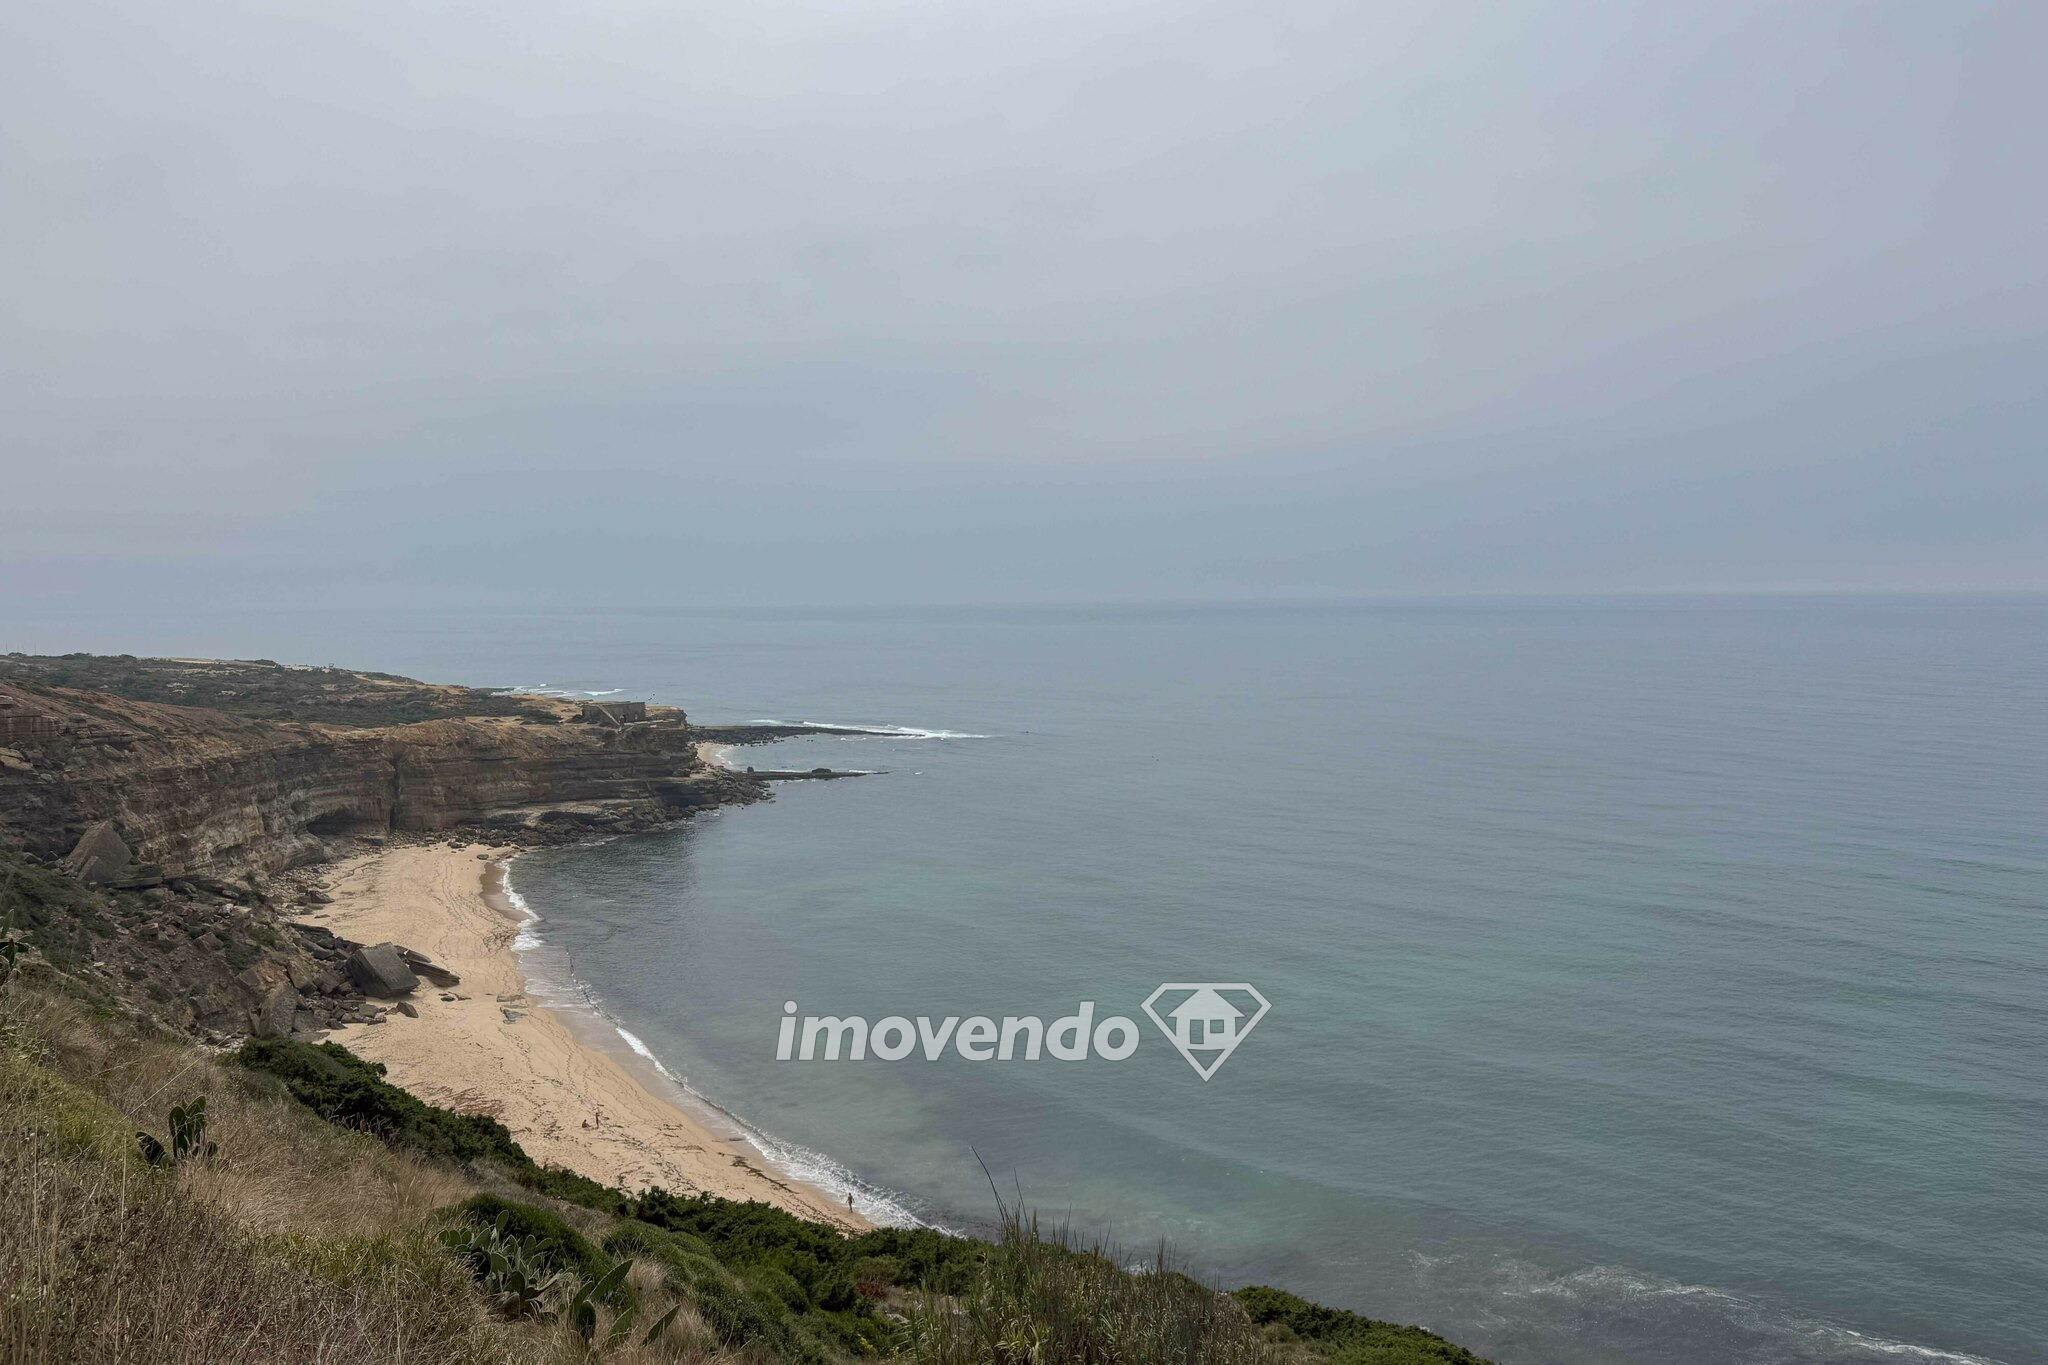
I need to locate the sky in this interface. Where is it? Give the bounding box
[4,0,2045,613]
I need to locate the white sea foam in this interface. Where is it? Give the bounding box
[1798,1326,2002,1365]
[503,685,625,698]
[740,1128,936,1231]
[1487,1258,2005,1364]
[497,858,927,1229]
[611,1023,674,1076]
[604,1014,930,1227]
[1508,1264,1749,1306]
[752,718,992,740]
[500,863,544,952]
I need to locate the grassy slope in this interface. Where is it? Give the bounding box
[0,980,1488,1365]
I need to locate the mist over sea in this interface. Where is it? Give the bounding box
[17,598,2045,1364]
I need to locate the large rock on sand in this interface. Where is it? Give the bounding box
[345,942,419,997]
[395,945,460,988]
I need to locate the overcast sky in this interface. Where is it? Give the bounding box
[5,0,2044,612]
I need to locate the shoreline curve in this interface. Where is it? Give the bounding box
[304,840,871,1232]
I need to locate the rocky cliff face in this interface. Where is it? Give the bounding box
[0,677,762,881]
[0,847,380,1041]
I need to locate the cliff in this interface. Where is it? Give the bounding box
[0,657,764,881]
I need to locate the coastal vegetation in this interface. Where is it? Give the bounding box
[0,651,558,728]
[2,976,1486,1364]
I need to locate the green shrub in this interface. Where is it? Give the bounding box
[136,1094,217,1166]
[1233,1285,1487,1364]
[0,854,106,972]
[236,1028,1488,1365]
[605,1220,836,1364]
[439,1216,571,1320]
[848,1254,899,1292]
[744,1263,811,1311]
[236,1037,619,1211]
[445,1195,622,1300]
[904,1211,1273,1365]
[843,1225,985,1296]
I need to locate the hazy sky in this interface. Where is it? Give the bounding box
[5,0,2044,612]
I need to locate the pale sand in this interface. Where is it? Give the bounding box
[695,740,735,769]
[306,842,867,1231]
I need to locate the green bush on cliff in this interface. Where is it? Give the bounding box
[902,1211,1273,1365]
[235,1037,619,1211]
[617,1191,906,1353]
[240,1038,1491,1365]
[606,1219,840,1363]
[1233,1284,1488,1363]
[624,1185,982,1296]
[444,1194,624,1300]
[0,853,107,973]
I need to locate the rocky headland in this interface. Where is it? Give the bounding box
[0,653,767,882]
[0,653,768,1043]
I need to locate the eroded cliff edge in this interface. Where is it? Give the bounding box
[0,654,765,881]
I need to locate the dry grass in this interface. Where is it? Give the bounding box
[904,1212,1276,1365]
[0,991,725,1365]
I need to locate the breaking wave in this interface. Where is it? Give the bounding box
[752,718,992,740]
[504,685,625,697]
[498,857,927,1230]
[1429,1255,2008,1365]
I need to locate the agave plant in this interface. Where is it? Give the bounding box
[0,927,26,989]
[567,1262,684,1353]
[137,1096,218,1166]
[439,1216,573,1320]
[565,1260,634,1344]
[442,1217,684,1348]
[169,1096,216,1161]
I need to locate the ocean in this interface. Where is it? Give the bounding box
[15,597,2045,1364]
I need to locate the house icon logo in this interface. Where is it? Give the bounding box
[1141,983,1272,1080]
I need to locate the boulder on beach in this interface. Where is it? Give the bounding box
[395,945,460,988]
[344,942,418,997]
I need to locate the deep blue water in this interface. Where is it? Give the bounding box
[10,598,2045,1364]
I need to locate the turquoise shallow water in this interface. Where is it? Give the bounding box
[11,598,2045,1364]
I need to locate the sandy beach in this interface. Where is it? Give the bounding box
[304,841,867,1231]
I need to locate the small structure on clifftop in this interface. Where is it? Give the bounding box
[578,700,647,727]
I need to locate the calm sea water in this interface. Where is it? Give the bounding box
[12,599,2045,1364]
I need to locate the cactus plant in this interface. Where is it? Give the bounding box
[637,1303,682,1347]
[565,1259,633,1343]
[442,1213,678,1349]
[169,1097,216,1161]
[137,1095,217,1166]
[0,927,25,989]
[439,1215,573,1320]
